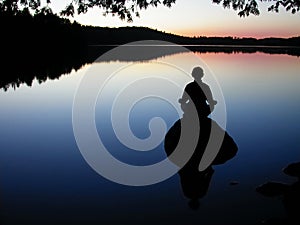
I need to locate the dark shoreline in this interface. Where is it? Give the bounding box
[1,12,300,91]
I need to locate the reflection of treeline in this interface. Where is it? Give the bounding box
[1,10,300,90]
[187,45,300,57]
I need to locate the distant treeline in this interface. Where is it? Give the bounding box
[1,11,300,90]
[82,26,300,47]
[2,10,299,49]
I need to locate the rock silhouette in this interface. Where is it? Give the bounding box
[256,162,300,225]
[164,116,238,208]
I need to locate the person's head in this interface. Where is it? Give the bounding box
[191,67,204,81]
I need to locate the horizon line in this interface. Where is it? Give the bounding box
[79,24,300,40]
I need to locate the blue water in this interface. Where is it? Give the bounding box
[1,51,299,225]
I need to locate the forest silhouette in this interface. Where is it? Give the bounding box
[1,10,300,91]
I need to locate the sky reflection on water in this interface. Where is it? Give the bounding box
[0,51,300,225]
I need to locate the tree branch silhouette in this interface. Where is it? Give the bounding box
[213,0,300,16]
[0,1,299,20]
[0,0,176,22]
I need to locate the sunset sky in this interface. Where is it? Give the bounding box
[51,0,300,38]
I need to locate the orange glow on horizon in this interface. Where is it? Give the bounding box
[167,28,300,39]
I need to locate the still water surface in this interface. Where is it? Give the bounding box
[1,50,300,225]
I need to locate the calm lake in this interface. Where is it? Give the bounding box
[1,46,300,225]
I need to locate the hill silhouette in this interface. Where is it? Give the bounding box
[82,26,300,47]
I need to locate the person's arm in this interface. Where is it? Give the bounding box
[179,84,190,104]
[203,83,217,106]
[179,91,189,104]
[202,84,217,113]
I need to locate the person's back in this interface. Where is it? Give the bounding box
[179,67,217,117]
[184,81,210,116]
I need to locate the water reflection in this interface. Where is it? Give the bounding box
[1,48,300,225]
[2,44,300,91]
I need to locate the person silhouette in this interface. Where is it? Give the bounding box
[164,67,238,208]
[179,67,217,118]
